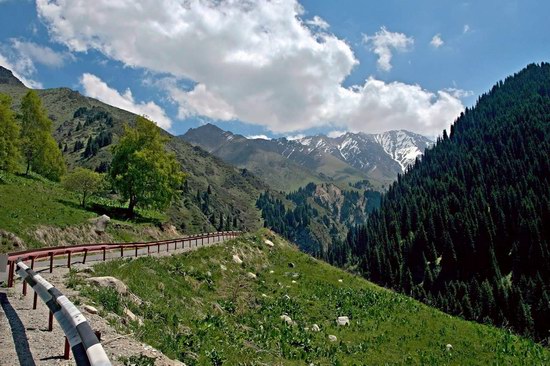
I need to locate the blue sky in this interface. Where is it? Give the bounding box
[0,0,548,139]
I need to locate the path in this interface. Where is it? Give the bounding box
[0,235,229,365]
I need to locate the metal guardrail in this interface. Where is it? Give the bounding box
[6,231,241,287]
[5,231,241,363]
[16,260,111,366]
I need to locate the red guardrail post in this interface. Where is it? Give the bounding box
[64,337,70,360]
[49,252,54,273]
[134,246,138,257]
[67,251,72,269]
[48,310,53,331]
[83,249,88,264]
[103,247,106,261]
[120,246,124,257]
[147,245,150,255]
[7,260,14,287]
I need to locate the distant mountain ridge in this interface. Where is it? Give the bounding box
[182,124,432,190]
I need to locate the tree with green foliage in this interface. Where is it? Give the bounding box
[109,117,184,215]
[19,90,65,180]
[62,168,103,207]
[0,93,20,174]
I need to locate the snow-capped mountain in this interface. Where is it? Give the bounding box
[181,124,433,190]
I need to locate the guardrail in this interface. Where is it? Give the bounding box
[6,231,241,288]
[16,260,111,365]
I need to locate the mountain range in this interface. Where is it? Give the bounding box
[182,123,432,191]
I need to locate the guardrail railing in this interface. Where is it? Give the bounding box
[16,259,111,365]
[6,231,241,288]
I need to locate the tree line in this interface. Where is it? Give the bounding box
[0,90,184,216]
[329,63,550,343]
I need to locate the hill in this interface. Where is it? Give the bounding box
[0,66,265,237]
[182,124,432,191]
[337,63,550,342]
[71,230,550,365]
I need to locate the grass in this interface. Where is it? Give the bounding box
[0,171,169,252]
[75,229,550,365]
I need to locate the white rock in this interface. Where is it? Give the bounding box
[311,324,320,332]
[232,254,243,264]
[291,280,297,284]
[86,276,128,295]
[82,305,98,315]
[337,316,350,326]
[246,272,257,279]
[264,239,274,247]
[328,335,338,342]
[338,279,343,283]
[124,308,138,322]
[283,294,291,300]
[280,314,294,325]
[89,214,110,233]
[269,270,274,274]
[220,264,227,271]
[446,344,453,352]
[261,294,268,298]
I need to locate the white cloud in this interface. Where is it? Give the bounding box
[327,130,346,138]
[0,51,43,88]
[463,24,470,34]
[37,0,463,136]
[80,73,172,130]
[11,40,71,68]
[430,34,444,48]
[363,26,414,71]
[247,134,271,140]
[305,16,329,30]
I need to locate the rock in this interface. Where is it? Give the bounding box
[288,262,295,268]
[246,272,257,279]
[89,214,110,233]
[269,270,274,274]
[337,316,350,326]
[232,254,243,264]
[291,280,297,284]
[124,308,138,322]
[212,302,224,314]
[446,344,453,352]
[280,314,294,325]
[86,276,127,295]
[328,335,338,342]
[206,271,212,277]
[338,279,343,283]
[0,229,26,249]
[283,294,291,300]
[311,324,320,332]
[261,294,268,298]
[82,305,98,315]
[220,264,227,271]
[264,239,274,247]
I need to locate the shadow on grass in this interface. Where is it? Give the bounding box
[56,199,162,225]
[14,172,43,182]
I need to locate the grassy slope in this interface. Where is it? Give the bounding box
[0,172,172,252]
[77,230,550,365]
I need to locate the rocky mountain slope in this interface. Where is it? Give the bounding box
[182,124,432,191]
[0,66,265,234]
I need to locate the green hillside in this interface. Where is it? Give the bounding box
[0,66,265,238]
[72,230,550,365]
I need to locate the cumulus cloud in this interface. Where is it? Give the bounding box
[430,34,444,48]
[363,26,414,71]
[0,51,43,88]
[37,0,464,136]
[463,24,470,34]
[286,134,306,141]
[80,73,172,129]
[12,40,71,67]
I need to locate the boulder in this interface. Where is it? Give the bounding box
[328,335,338,342]
[82,305,98,315]
[446,344,453,352]
[280,314,294,325]
[337,316,350,326]
[86,276,128,295]
[246,272,257,279]
[232,254,243,264]
[264,239,274,247]
[89,214,110,233]
[124,308,137,322]
[311,324,320,332]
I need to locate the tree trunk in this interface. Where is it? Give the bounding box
[25,159,30,176]
[128,197,137,217]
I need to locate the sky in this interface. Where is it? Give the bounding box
[0,0,549,139]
